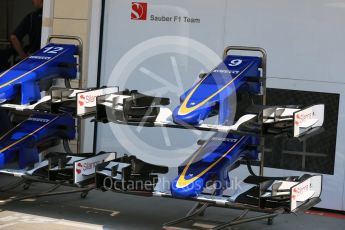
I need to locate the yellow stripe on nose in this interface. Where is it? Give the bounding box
[0,117,59,153]
[0,49,68,89]
[176,136,245,189]
[178,63,253,116]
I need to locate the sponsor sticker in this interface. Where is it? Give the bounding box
[291,178,314,211]
[294,109,314,127]
[76,87,118,116]
[29,56,52,60]
[78,94,97,107]
[74,153,116,184]
[28,117,51,123]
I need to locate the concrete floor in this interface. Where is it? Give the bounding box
[0,176,344,230]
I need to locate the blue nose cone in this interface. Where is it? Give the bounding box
[0,85,15,103]
[172,105,211,126]
[171,176,205,198]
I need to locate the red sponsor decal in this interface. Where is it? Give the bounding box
[83,161,101,171]
[295,111,314,126]
[76,162,83,175]
[79,95,85,106]
[293,184,310,196]
[75,161,102,175]
[79,94,97,107]
[131,2,148,20]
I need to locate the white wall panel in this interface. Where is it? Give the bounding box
[225,0,345,84]
[98,0,227,167]
[224,0,345,210]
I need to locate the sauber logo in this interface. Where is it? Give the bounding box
[131,2,148,20]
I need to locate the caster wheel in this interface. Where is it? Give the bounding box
[23,184,30,190]
[267,217,274,225]
[80,192,88,199]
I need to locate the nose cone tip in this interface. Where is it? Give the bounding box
[171,176,204,198]
[0,85,15,103]
[172,106,203,126]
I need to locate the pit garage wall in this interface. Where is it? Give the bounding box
[96,0,345,211]
[224,0,345,211]
[42,0,102,152]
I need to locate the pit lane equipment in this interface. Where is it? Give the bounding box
[0,35,117,204]
[95,46,324,229]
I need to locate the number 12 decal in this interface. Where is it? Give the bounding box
[43,46,64,54]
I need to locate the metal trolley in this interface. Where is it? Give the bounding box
[93,46,323,229]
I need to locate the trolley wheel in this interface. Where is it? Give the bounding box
[80,191,88,199]
[23,183,31,190]
[267,217,274,225]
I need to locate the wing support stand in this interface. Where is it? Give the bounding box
[48,35,84,153]
[0,34,117,204]
[93,46,324,229]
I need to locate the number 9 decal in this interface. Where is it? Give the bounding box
[228,59,243,67]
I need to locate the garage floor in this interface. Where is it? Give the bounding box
[0,176,344,230]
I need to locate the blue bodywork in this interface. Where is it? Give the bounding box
[171,55,261,198]
[171,133,258,198]
[173,55,261,126]
[0,43,78,105]
[0,114,75,169]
